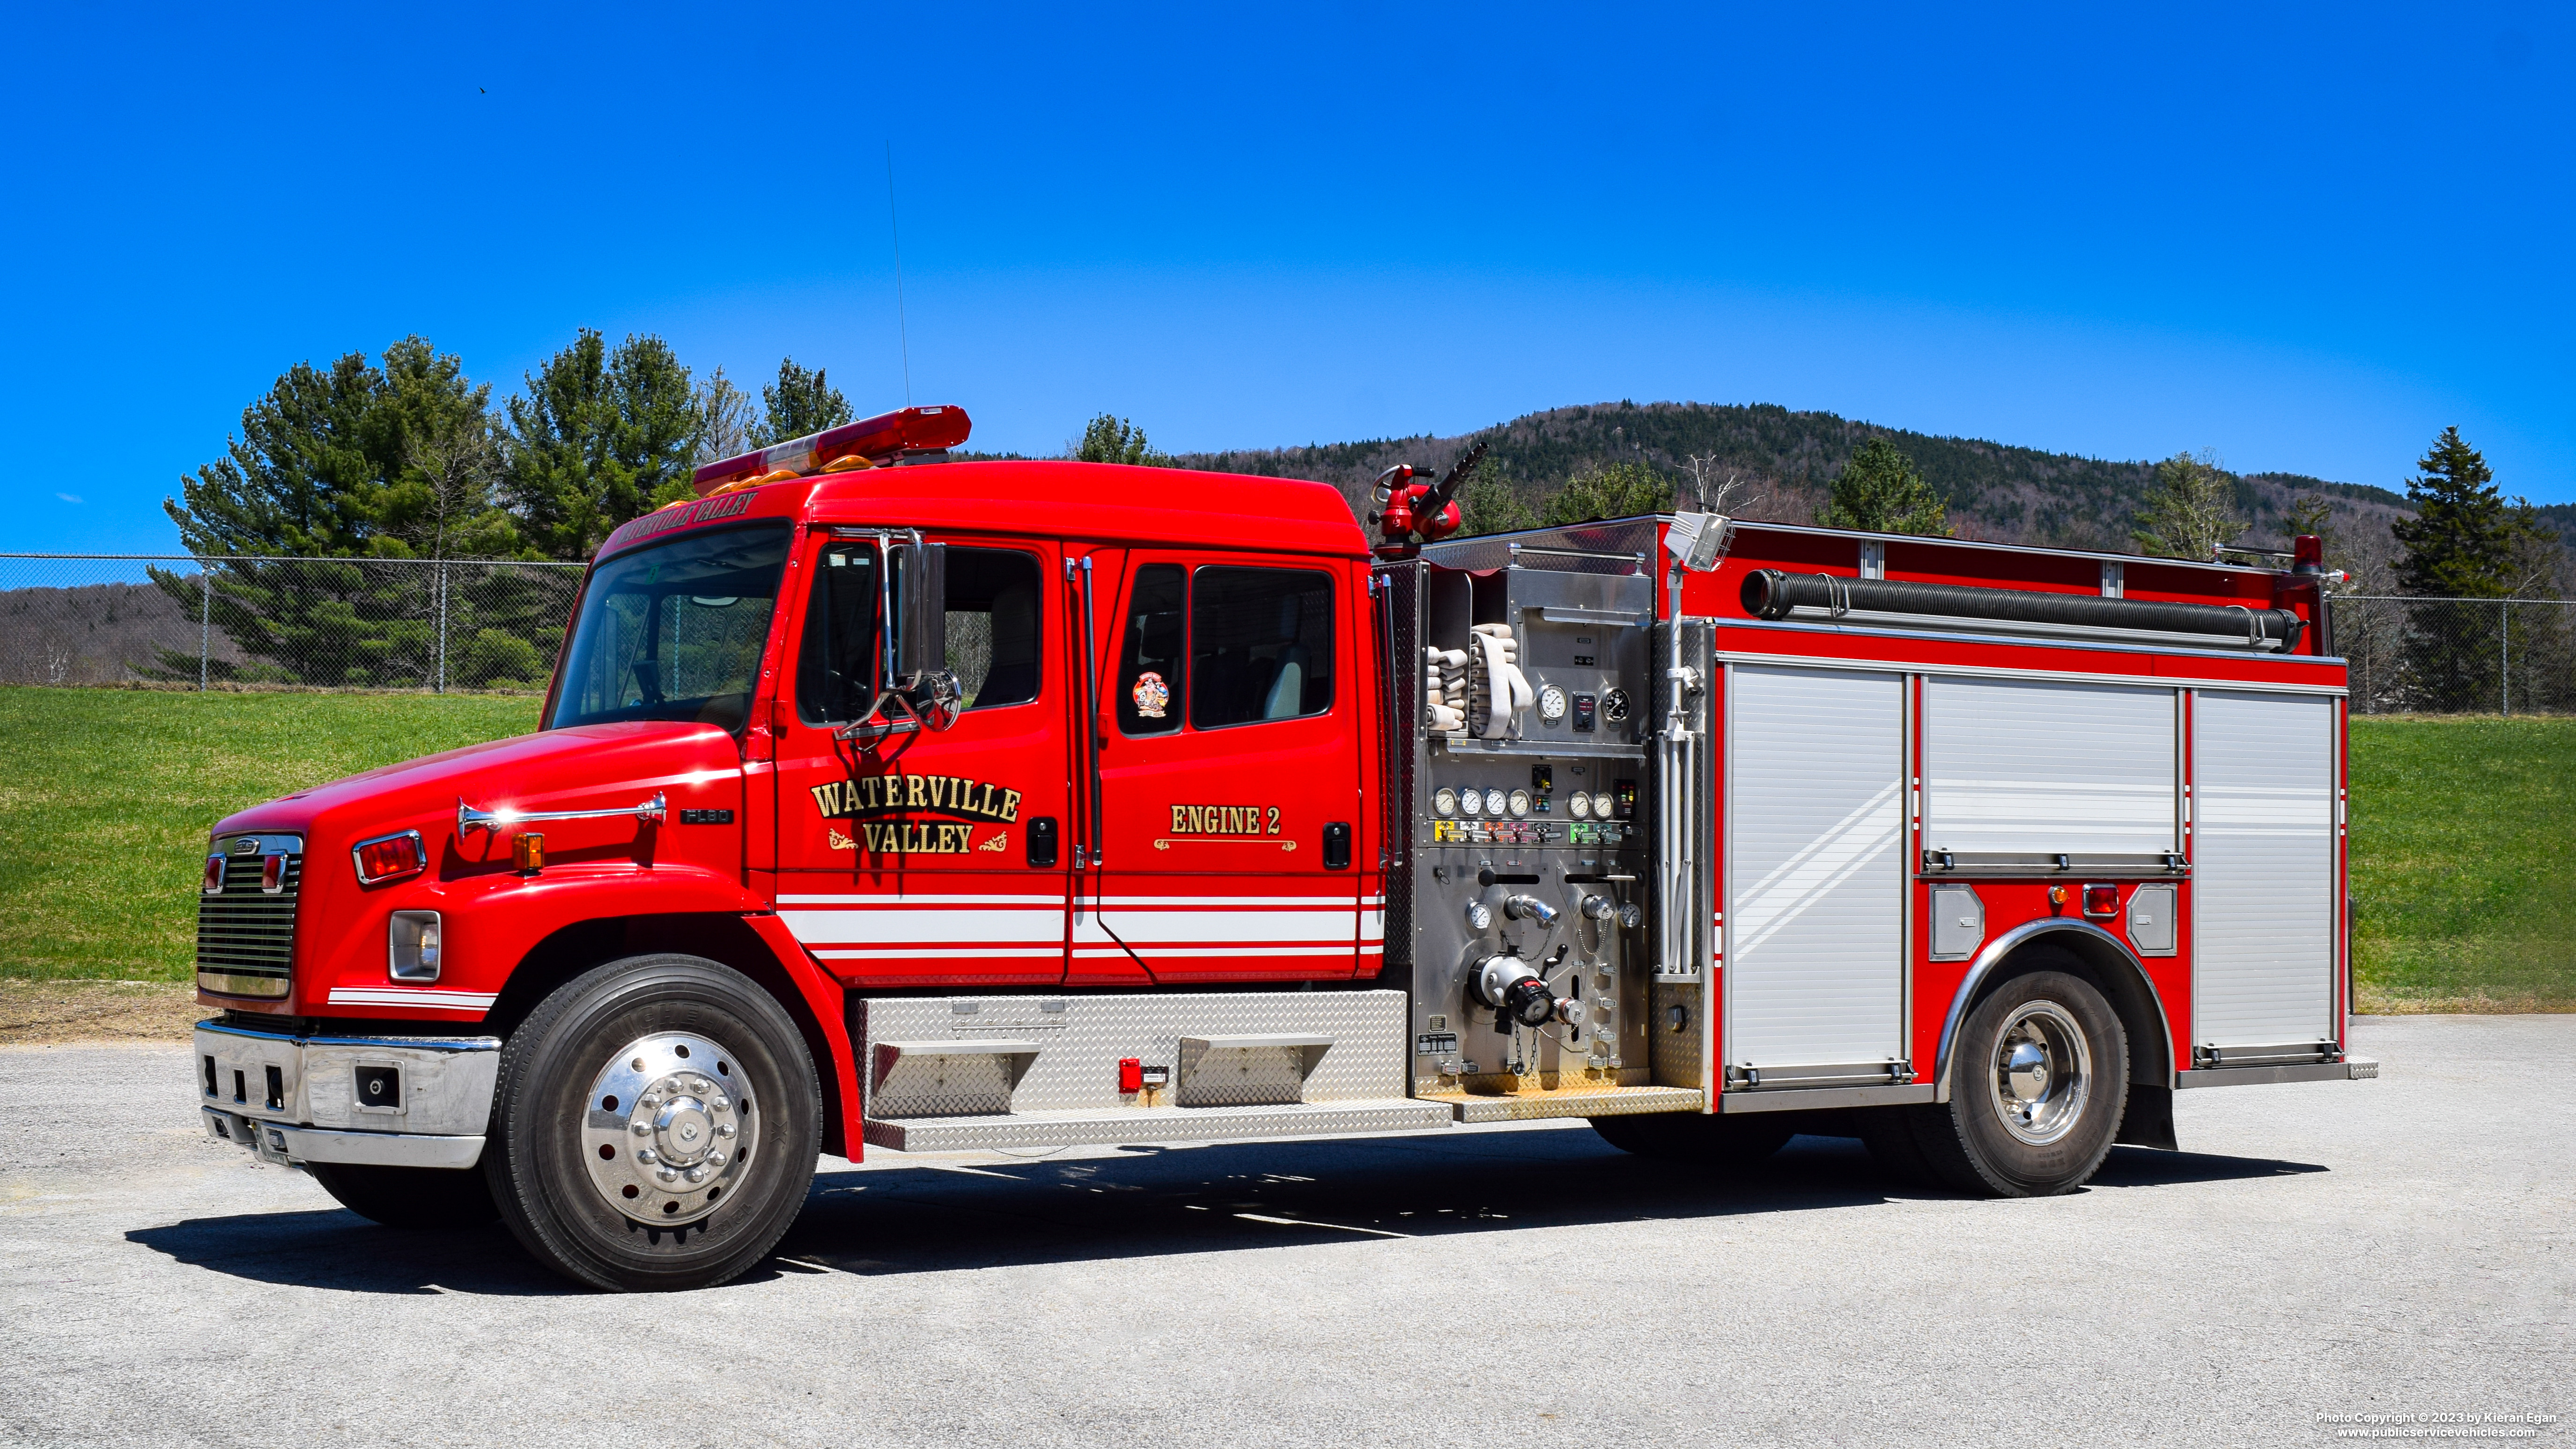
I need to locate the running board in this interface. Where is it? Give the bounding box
[1421,1083,1704,1124]
[864,1098,1452,1153]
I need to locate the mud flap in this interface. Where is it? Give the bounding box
[2116,1082,2178,1150]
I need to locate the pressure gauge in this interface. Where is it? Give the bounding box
[1484,788,1508,817]
[1567,791,1594,819]
[1536,684,1568,723]
[1602,688,1630,724]
[1507,789,1532,818]
[1457,788,1482,816]
[1432,787,1458,817]
[1591,791,1615,819]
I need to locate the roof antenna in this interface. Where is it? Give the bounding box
[885,141,913,407]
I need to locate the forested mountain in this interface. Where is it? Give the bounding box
[1170,400,2418,555]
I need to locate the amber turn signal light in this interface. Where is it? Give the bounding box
[513,832,546,874]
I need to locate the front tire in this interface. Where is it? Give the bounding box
[307,1161,498,1228]
[1898,968,2129,1197]
[485,954,820,1292]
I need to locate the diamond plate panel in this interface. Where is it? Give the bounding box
[856,991,1410,1117]
[1426,1084,1703,1124]
[1174,1040,1310,1107]
[864,1098,1450,1152]
[1648,982,1704,1090]
[871,1050,1019,1118]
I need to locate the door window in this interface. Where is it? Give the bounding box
[797,544,1043,726]
[1190,566,1335,728]
[1116,564,1187,735]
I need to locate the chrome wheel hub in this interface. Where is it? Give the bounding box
[1986,1001,2090,1146]
[582,1032,758,1225]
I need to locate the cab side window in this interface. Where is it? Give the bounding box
[1190,566,1334,729]
[798,544,1043,725]
[944,548,1042,710]
[796,542,879,726]
[1116,564,1186,735]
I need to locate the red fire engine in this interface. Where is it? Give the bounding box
[192,405,2373,1291]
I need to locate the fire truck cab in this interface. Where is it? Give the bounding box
[191,406,2373,1291]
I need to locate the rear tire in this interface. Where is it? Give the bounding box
[1590,1110,1794,1164]
[307,1161,498,1229]
[1905,968,2128,1197]
[485,954,821,1292]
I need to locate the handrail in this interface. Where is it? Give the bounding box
[458,792,665,835]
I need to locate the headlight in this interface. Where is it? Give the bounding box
[389,910,442,982]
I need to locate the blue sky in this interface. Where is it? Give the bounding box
[6,1,2569,554]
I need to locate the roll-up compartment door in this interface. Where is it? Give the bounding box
[1922,677,2179,868]
[2192,690,2336,1050]
[1725,665,1904,1073]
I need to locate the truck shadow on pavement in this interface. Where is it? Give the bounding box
[125,1131,2324,1294]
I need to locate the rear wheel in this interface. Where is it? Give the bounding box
[1590,1110,1794,1164]
[307,1161,498,1229]
[1897,968,2129,1197]
[485,954,820,1292]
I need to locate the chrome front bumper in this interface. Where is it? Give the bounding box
[194,1019,500,1170]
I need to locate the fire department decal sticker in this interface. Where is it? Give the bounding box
[1131,671,1169,719]
[811,771,1022,856]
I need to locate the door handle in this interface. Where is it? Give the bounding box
[1321,821,1352,871]
[1027,817,1059,869]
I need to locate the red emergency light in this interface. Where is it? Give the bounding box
[690,405,973,496]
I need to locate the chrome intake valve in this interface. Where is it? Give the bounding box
[1502,894,1558,926]
[1475,955,1575,1028]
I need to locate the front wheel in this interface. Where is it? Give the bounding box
[485,954,821,1291]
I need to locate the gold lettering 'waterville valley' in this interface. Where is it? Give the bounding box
[812,772,1022,855]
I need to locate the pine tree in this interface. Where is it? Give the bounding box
[1818,438,1950,536]
[2131,450,2239,560]
[1541,461,1672,526]
[1075,414,1172,466]
[1456,469,1538,536]
[153,338,517,683]
[751,358,852,445]
[501,331,700,560]
[2392,427,2523,599]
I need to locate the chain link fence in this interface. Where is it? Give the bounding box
[2331,596,2574,716]
[0,554,584,691]
[2,557,2566,712]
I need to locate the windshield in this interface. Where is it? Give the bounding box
[549,523,790,732]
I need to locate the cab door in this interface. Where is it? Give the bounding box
[1072,548,1362,983]
[772,530,1073,986]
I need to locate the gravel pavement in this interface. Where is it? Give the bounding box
[3,1014,2569,1448]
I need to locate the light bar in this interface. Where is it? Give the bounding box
[690,405,973,495]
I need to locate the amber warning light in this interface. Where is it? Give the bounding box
[689,405,972,496]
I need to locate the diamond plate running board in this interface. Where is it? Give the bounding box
[863,1097,1451,1153]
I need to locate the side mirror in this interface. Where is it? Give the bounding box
[888,540,947,688]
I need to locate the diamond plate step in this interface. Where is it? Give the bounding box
[863,1097,1452,1153]
[1422,1084,1705,1124]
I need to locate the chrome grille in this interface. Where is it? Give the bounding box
[197,836,303,999]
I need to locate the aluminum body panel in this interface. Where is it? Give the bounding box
[1928,884,1986,961]
[2126,882,2178,955]
[1724,665,1906,1070]
[854,991,1410,1118]
[1174,1037,1324,1107]
[2191,690,2337,1047]
[1921,677,2179,861]
[864,1098,1448,1152]
[1717,1082,1938,1113]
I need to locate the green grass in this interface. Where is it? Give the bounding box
[1,689,2566,1011]
[0,687,539,982]
[2349,716,2576,1012]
